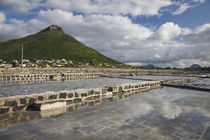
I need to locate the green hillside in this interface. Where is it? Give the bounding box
[0,25,120,66]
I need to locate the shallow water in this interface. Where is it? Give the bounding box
[0,87,210,139]
[180,78,210,90]
[0,78,142,97]
[0,75,188,97]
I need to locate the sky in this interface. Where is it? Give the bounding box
[0,0,210,68]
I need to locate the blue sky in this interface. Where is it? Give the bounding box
[133,0,210,29]
[0,0,210,68]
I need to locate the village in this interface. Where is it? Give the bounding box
[0,59,115,68]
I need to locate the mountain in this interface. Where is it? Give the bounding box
[0,25,120,66]
[142,64,158,69]
[189,64,202,69]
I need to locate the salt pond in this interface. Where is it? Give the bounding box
[0,75,189,97]
[0,87,210,139]
[0,77,142,97]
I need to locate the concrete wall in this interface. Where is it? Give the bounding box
[161,77,199,85]
[0,81,161,114]
[0,67,204,82]
[161,77,210,91]
[0,73,101,82]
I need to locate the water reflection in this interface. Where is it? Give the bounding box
[1,87,210,139]
[0,86,158,129]
[180,78,210,90]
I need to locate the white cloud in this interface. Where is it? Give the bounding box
[45,0,173,16]
[0,17,47,41]
[173,3,191,15]
[160,101,183,119]
[0,11,6,23]
[150,22,184,41]
[172,0,206,15]
[192,0,205,3]
[0,0,205,17]
[0,0,43,14]
[184,24,210,45]
[0,9,210,67]
[194,23,210,34]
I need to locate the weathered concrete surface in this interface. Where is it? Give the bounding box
[32,100,67,111]
[0,87,210,140]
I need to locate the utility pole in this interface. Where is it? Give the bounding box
[21,44,23,69]
[122,56,125,64]
[122,56,125,74]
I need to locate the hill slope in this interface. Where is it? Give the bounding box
[0,25,120,66]
[189,64,202,69]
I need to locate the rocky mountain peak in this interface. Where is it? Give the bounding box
[40,25,64,33]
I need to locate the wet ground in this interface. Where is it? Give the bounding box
[0,87,210,140]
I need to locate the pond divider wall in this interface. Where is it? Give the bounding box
[0,81,161,114]
[0,73,102,81]
[161,77,199,85]
[161,77,210,91]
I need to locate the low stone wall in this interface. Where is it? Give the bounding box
[0,81,161,114]
[162,77,210,91]
[0,73,102,82]
[61,73,102,80]
[161,77,199,85]
[0,74,51,81]
[0,67,205,82]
